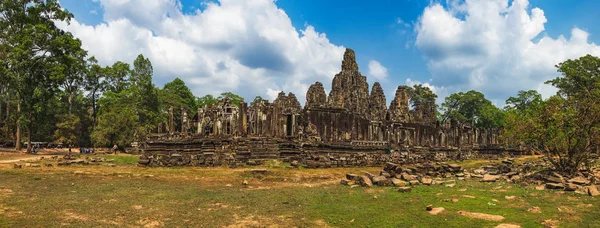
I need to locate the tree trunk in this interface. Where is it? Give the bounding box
[68,91,73,115]
[15,101,20,151]
[0,87,3,122]
[5,86,10,138]
[26,114,32,154]
[92,91,96,126]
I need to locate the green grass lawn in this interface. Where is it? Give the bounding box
[0,157,598,227]
[103,154,139,164]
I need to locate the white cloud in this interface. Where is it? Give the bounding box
[57,0,345,103]
[368,60,388,80]
[396,17,410,27]
[415,0,600,104]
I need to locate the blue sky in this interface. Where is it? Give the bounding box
[57,0,600,105]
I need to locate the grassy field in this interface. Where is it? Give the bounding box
[0,155,598,227]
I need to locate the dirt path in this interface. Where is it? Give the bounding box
[0,155,45,164]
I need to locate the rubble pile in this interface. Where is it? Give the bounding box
[296,149,479,168]
[57,156,116,166]
[341,158,600,196]
[341,162,465,188]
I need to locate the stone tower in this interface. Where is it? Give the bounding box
[368,82,387,121]
[388,86,411,122]
[305,81,327,109]
[327,48,370,117]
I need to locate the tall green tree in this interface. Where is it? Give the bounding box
[106,61,130,93]
[92,90,138,147]
[85,57,109,127]
[54,34,87,115]
[163,78,196,112]
[0,0,74,150]
[130,54,160,139]
[503,90,543,146]
[541,55,600,172]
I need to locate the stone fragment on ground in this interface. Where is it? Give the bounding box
[372,176,390,186]
[587,185,600,196]
[527,206,541,213]
[542,219,559,228]
[545,183,564,190]
[535,185,546,191]
[420,177,433,185]
[456,211,504,221]
[359,176,373,187]
[346,174,360,181]
[505,196,517,200]
[482,174,500,182]
[428,207,445,215]
[397,187,411,193]
[569,176,590,185]
[391,178,409,187]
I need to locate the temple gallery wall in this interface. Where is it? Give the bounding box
[138,49,517,167]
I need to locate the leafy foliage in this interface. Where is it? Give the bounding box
[218,92,244,107]
[441,90,505,128]
[406,84,437,110]
[163,78,197,112]
[197,94,218,108]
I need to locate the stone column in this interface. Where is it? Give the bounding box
[168,106,174,135]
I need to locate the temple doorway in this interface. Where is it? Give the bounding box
[286,115,293,136]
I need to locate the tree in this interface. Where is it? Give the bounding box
[505,90,543,113]
[130,54,160,140]
[503,90,543,147]
[197,94,218,108]
[441,90,505,128]
[253,96,264,103]
[539,55,600,173]
[91,91,138,147]
[218,92,244,107]
[163,78,196,112]
[54,33,87,115]
[0,0,74,150]
[85,57,108,127]
[106,61,130,93]
[53,113,79,155]
[406,84,437,110]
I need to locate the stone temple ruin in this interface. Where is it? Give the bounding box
[139,48,518,167]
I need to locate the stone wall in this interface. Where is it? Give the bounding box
[141,48,518,167]
[139,137,521,167]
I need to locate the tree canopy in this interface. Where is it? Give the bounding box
[441,90,505,128]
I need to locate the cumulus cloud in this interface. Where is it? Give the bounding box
[368,60,388,80]
[57,0,345,102]
[415,0,600,104]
